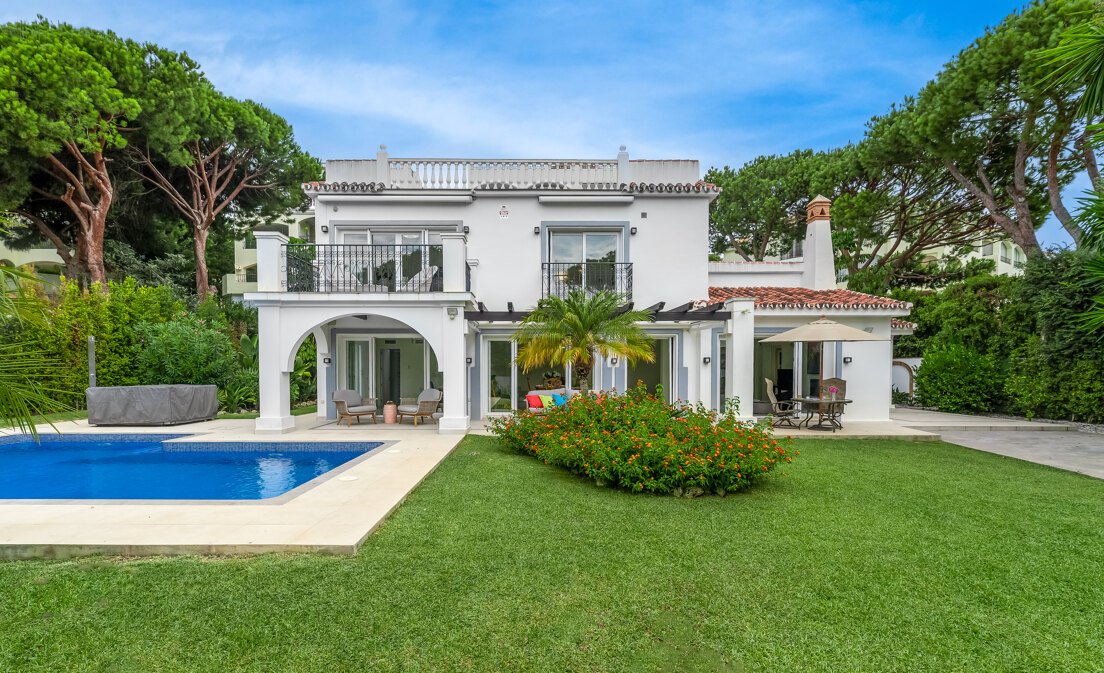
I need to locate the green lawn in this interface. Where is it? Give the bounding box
[2,436,1103,672]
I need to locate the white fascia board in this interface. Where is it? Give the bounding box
[537,195,634,205]
[315,194,474,204]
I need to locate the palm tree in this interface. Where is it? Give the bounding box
[513,291,655,394]
[0,264,63,438]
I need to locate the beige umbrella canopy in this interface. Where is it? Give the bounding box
[760,316,888,343]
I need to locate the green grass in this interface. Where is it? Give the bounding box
[216,404,317,420]
[2,436,1103,672]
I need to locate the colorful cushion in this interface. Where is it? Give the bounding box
[539,395,555,408]
[525,394,543,409]
[552,394,568,407]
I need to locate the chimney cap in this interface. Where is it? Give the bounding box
[806,195,831,223]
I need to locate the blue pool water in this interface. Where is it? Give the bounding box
[0,435,382,500]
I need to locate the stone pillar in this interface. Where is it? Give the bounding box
[801,195,836,291]
[253,228,288,292]
[256,305,293,433]
[441,232,467,292]
[724,297,755,419]
[438,305,471,433]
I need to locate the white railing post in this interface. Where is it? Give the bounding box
[617,145,630,184]
[440,232,467,292]
[253,227,289,292]
[376,145,390,186]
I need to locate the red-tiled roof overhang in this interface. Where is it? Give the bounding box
[708,286,911,311]
[891,318,917,330]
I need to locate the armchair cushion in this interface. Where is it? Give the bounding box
[396,404,418,414]
[347,404,376,414]
[525,394,543,409]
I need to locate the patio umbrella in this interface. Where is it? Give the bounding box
[760,316,887,396]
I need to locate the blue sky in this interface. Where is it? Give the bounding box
[6,1,1077,246]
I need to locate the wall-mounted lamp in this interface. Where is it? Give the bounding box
[463,225,470,234]
[843,356,853,364]
[320,225,329,233]
[322,357,332,365]
[630,226,638,235]
[609,357,619,366]
[465,357,473,365]
[533,226,540,235]
[447,307,459,320]
[702,356,711,365]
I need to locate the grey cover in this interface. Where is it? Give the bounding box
[86,385,218,426]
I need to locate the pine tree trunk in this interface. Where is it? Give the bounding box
[194,222,212,299]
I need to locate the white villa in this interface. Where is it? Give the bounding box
[247,147,913,433]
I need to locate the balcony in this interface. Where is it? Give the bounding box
[285,244,444,293]
[542,262,632,300]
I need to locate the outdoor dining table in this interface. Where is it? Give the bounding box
[793,397,853,431]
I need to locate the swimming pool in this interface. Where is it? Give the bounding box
[0,434,383,500]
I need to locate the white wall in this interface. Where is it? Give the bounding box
[315,194,712,309]
[709,262,804,288]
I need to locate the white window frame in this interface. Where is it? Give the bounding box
[336,334,437,402]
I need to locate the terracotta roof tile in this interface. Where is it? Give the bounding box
[891,318,917,329]
[708,286,911,311]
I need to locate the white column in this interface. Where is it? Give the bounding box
[256,305,293,433]
[685,327,702,405]
[724,298,755,419]
[376,145,390,186]
[253,228,288,292]
[441,232,467,292]
[314,327,330,418]
[698,327,713,406]
[438,305,470,433]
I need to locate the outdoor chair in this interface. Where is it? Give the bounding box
[332,389,378,426]
[764,378,799,428]
[811,377,847,430]
[397,388,441,426]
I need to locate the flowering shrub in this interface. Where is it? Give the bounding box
[488,385,794,496]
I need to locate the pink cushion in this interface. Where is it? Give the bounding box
[525,394,543,409]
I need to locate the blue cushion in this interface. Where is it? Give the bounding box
[552,394,568,407]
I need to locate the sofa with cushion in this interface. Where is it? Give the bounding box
[523,388,578,413]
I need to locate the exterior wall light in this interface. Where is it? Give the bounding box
[702,356,711,365]
[463,225,470,234]
[630,226,638,235]
[447,307,459,320]
[843,356,853,364]
[465,357,473,365]
[322,357,332,365]
[533,226,540,235]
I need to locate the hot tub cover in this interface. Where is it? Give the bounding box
[86,385,218,426]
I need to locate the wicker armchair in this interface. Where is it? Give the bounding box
[764,378,798,428]
[332,389,378,426]
[397,388,441,426]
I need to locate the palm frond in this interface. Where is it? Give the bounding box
[1039,15,1104,117]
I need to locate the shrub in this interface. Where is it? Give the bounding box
[915,344,1000,414]
[488,385,794,496]
[135,314,235,386]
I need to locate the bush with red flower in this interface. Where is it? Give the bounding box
[488,384,795,496]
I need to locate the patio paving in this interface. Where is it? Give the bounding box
[0,415,461,560]
[938,430,1104,480]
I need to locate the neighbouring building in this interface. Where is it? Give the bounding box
[248,148,912,433]
[223,211,315,300]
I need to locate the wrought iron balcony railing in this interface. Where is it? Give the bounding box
[284,244,443,293]
[542,262,632,300]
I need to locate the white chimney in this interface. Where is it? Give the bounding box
[801,195,836,290]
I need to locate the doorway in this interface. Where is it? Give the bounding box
[627,337,673,402]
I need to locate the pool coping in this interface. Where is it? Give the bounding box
[0,435,398,506]
[0,419,465,560]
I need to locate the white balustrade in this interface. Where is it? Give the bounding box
[388,159,619,189]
